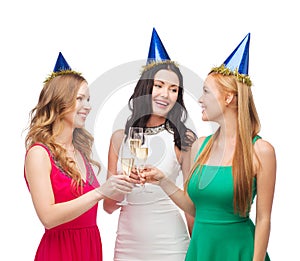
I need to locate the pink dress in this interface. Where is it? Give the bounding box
[24,144,102,261]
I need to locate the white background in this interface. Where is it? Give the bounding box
[1,0,299,260]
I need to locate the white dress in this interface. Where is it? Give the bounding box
[114,124,190,261]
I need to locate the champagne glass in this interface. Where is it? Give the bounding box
[117,137,135,206]
[128,127,143,156]
[128,127,143,186]
[135,134,152,193]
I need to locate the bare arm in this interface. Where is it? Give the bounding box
[25,145,133,229]
[142,158,196,217]
[176,136,200,235]
[182,137,203,235]
[143,137,205,218]
[143,169,196,216]
[178,148,195,235]
[252,139,276,261]
[25,146,103,229]
[103,130,124,214]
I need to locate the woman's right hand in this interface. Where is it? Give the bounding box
[96,174,134,201]
[141,166,166,185]
[141,166,179,196]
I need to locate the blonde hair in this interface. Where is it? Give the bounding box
[186,72,260,216]
[25,73,100,195]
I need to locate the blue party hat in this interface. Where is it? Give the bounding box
[142,28,177,72]
[44,52,81,83]
[53,52,72,72]
[224,33,250,75]
[211,33,252,86]
[147,28,170,64]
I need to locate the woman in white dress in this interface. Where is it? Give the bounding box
[103,28,197,261]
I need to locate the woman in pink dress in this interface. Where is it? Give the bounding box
[24,52,133,261]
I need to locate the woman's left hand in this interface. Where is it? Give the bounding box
[129,167,142,184]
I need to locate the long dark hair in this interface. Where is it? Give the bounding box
[125,62,196,151]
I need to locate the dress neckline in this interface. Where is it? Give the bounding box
[144,121,173,135]
[202,165,232,168]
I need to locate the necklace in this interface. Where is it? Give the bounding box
[144,121,174,135]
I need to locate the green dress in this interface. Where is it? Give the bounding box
[186,135,270,261]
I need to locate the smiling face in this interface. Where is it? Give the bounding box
[199,74,225,122]
[151,69,179,118]
[64,81,91,129]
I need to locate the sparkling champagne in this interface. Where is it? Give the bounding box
[121,158,134,176]
[135,147,148,161]
[129,139,141,155]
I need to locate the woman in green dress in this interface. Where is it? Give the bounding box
[142,33,276,261]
